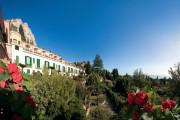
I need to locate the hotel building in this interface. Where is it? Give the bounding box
[4,19,82,76]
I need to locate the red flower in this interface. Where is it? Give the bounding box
[133,112,139,120]
[161,100,176,110]
[12,114,23,120]
[144,102,154,112]
[161,100,171,110]
[0,66,4,73]
[8,63,18,74]
[135,90,148,106]
[128,91,135,106]
[170,100,176,107]
[8,63,23,83]
[25,96,36,108]
[0,81,8,88]
[11,70,23,83]
[14,84,24,91]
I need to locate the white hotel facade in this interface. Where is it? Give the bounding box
[4,19,82,76]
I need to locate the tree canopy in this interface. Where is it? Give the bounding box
[93,54,103,69]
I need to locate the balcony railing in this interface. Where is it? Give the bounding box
[22,47,75,67]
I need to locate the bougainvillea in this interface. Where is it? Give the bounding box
[0,61,37,120]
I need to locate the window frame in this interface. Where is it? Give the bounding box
[25,56,32,67]
[15,45,19,50]
[37,59,41,68]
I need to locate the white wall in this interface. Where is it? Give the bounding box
[11,45,80,76]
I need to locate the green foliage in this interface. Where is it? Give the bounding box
[112,68,119,81]
[169,63,180,82]
[93,54,103,69]
[0,60,37,120]
[86,73,101,86]
[0,60,7,68]
[133,68,145,88]
[86,73,104,96]
[169,63,180,97]
[0,61,10,80]
[106,87,126,112]
[75,81,86,101]
[1,56,180,120]
[105,70,113,80]
[88,106,112,120]
[0,89,36,120]
[85,61,92,75]
[152,105,179,120]
[0,72,10,81]
[113,77,128,96]
[30,72,85,120]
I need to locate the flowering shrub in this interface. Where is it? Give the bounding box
[161,100,176,110]
[127,89,153,120]
[127,88,179,120]
[0,61,37,120]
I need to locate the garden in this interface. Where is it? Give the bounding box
[0,54,180,120]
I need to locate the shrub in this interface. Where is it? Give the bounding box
[0,61,37,120]
[88,106,112,120]
[30,71,85,120]
[127,88,180,120]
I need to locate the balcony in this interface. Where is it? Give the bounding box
[22,46,67,64]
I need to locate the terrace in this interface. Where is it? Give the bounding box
[22,45,75,66]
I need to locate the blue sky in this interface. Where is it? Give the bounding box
[1,0,180,76]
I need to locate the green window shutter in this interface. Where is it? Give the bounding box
[62,66,65,72]
[56,65,58,70]
[33,58,35,63]
[15,45,19,50]
[30,57,32,66]
[58,65,61,71]
[44,61,46,68]
[16,56,19,63]
[68,67,71,73]
[45,61,49,68]
[71,68,73,73]
[53,63,55,68]
[25,56,32,67]
[25,56,27,65]
[37,59,40,68]
[27,69,30,74]
[48,61,49,68]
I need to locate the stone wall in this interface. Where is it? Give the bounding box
[0,16,9,63]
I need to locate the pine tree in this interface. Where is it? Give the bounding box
[112,68,119,80]
[93,54,103,69]
[85,61,91,74]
